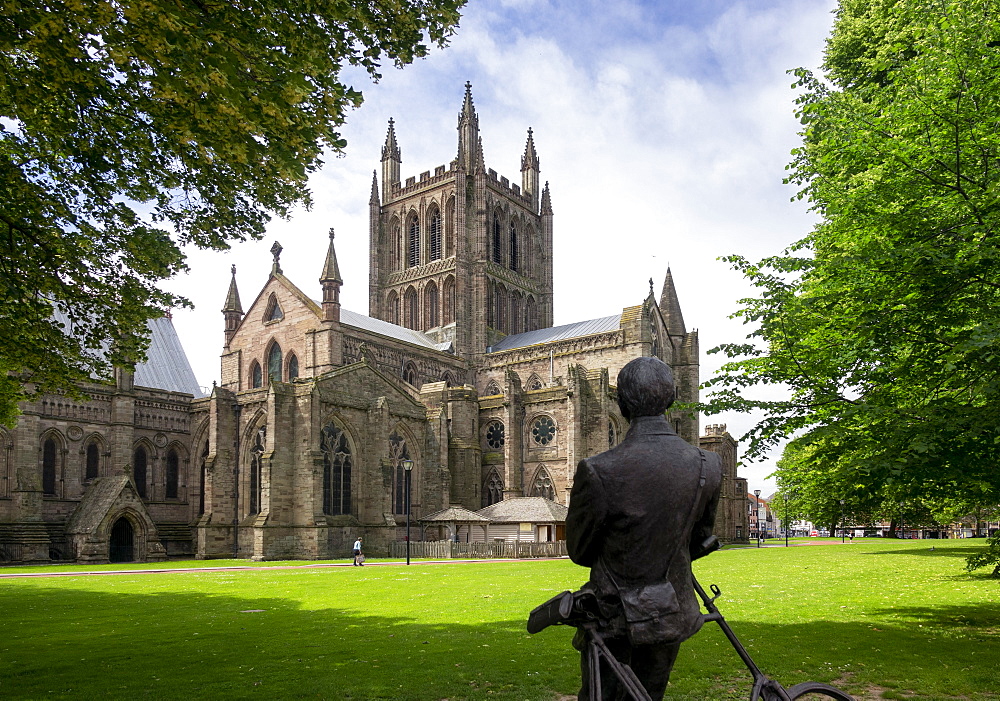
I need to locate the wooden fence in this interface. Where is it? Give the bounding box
[387,540,567,560]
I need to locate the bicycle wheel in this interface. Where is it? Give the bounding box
[785,681,855,700]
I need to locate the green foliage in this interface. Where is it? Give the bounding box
[965,532,1000,577]
[3,543,1000,699]
[0,0,465,423]
[705,0,1000,515]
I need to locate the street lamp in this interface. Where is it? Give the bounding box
[783,493,790,548]
[403,459,414,565]
[754,490,761,548]
[840,499,846,543]
[899,500,904,540]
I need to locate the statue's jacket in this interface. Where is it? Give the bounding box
[566,414,722,642]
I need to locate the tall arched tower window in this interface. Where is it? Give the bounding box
[42,437,58,495]
[483,468,504,507]
[526,297,537,332]
[509,221,519,273]
[85,439,100,481]
[321,422,352,516]
[389,431,411,515]
[387,290,399,325]
[165,448,179,499]
[250,361,263,389]
[407,214,420,268]
[133,445,148,499]
[425,281,439,328]
[510,292,522,335]
[249,426,265,515]
[443,276,456,325]
[389,218,401,271]
[492,212,503,265]
[287,353,299,380]
[429,208,442,261]
[403,287,418,329]
[198,441,208,515]
[267,342,282,382]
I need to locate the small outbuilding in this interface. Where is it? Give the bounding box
[475,497,568,543]
[420,505,492,543]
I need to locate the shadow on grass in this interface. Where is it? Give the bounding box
[1,585,998,700]
[863,546,983,559]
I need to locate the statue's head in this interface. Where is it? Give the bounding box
[616,356,675,422]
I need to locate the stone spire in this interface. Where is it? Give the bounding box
[540,181,553,216]
[521,127,540,210]
[222,264,244,347]
[320,228,342,322]
[658,268,687,335]
[457,82,481,171]
[381,118,401,200]
[370,170,380,205]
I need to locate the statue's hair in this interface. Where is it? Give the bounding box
[616,357,675,421]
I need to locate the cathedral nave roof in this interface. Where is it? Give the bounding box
[488,313,622,352]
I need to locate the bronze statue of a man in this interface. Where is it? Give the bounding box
[566,356,722,700]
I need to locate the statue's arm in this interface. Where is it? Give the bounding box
[566,458,608,567]
[690,453,723,560]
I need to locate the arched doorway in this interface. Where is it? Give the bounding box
[109,517,135,563]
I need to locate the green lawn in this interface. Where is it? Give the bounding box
[1,540,997,700]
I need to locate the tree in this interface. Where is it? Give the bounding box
[0,0,465,425]
[705,0,1000,511]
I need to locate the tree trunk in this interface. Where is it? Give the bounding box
[888,518,898,538]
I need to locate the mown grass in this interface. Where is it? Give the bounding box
[1,540,997,700]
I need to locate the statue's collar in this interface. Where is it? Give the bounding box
[626,415,676,436]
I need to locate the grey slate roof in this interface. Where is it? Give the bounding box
[420,505,491,523]
[475,497,569,523]
[339,308,452,352]
[134,316,204,397]
[489,313,622,352]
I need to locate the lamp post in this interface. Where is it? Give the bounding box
[403,459,414,565]
[899,500,904,540]
[783,492,789,548]
[840,499,846,543]
[754,490,761,547]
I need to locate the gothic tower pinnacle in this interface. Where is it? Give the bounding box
[658,268,686,335]
[222,264,244,347]
[457,82,480,171]
[381,118,401,200]
[521,128,540,211]
[320,228,343,323]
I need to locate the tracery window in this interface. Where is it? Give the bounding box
[85,439,100,481]
[531,415,557,447]
[402,361,419,386]
[387,291,399,325]
[485,421,505,450]
[407,216,420,267]
[531,466,555,500]
[484,380,502,396]
[404,287,418,329]
[42,437,57,495]
[165,448,179,499]
[509,221,519,272]
[429,209,442,261]
[389,431,411,515]
[526,375,543,391]
[198,441,208,515]
[443,276,456,325]
[321,422,352,516]
[425,281,439,328]
[265,294,283,322]
[483,468,504,507]
[287,353,299,380]
[510,293,522,335]
[608,420,618,448]
[267,342,282,382]
[133,445,147,499]
[389,220,401,271]
[493,286,506,332]
[250,361,263,389]
[526,297,537,332]
[249,426,265,515]
[492,212,503,265]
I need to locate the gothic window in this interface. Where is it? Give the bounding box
[443,276,456,325]
[509,221,519,272]
[484,380,502,396]
[650,316,660,358]
[510,293,522,335]
[198,441,208,515]
[441,372,455,386]
[165,448,179,499]
[608,419,618,448]
[402,361,419,387]
[287,353,299,380]
[482,468,504,507]
[249,426,265,515]
[404,287,418,329]
[429,209,442,261]
[425,281,439,328]
[387,290,399,325]
[526,375,543,391]
[85,439,100,481]
[264,294,283,322]
[493,286,506,332]
[250,361,263,389]
[530,415,557,447]
[526,297,537,332]
[42,437,57,495]
[531,466,555,500]
[321,422,352,516]
[407,215,420,267]
[485,421,505,450]
[267,342,282,382]
[133,445,148,499]
[389,431,411,515]
[445,196,456,257]
[492,212,503,265]
[389,219,401,271]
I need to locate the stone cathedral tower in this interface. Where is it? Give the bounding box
[368,83,554,362]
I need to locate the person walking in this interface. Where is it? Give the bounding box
[353,536,364,566]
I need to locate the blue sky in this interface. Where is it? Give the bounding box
[170,0,838,494]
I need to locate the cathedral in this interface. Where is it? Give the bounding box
[0,85,748,564]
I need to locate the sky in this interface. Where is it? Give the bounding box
[167,0,839,496]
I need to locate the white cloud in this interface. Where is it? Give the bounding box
[167,0,837,495]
